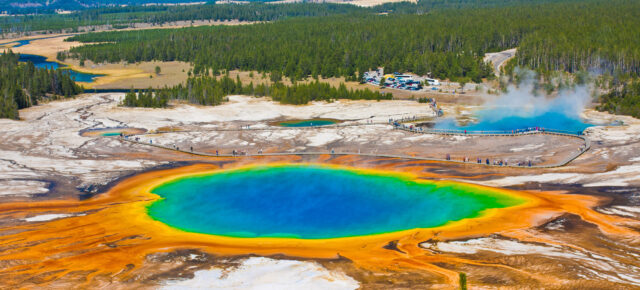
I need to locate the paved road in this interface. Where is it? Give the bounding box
[484,48,517,77]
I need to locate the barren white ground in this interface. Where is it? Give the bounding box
[1,93,639,195]
[162,257,359,290]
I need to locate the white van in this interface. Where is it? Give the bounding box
[426,78,440,86]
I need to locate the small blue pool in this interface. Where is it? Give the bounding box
[277,119,340,127]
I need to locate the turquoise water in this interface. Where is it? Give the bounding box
[279,119,338,127]
[101,132,122,136]
[17,54,103,83]
[435,109,592,134]
[79,127,136,137]
[147,165,523,239]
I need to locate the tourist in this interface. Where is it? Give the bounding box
[486,158,490,165]
[216,150,219,156]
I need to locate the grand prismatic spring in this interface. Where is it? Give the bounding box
[147,165,526,239]
[0,154,638,288]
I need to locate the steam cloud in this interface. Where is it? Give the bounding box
[482,71,592,120]
[435,69,594,132]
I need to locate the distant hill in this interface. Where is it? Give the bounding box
[0,0,214,14]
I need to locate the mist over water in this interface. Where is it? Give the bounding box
[435,76,593,133]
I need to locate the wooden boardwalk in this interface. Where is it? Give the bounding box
[121,122,590,169]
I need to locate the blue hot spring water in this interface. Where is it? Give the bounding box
[278,119,338,127]
[435,108,593,134]
[147,165,524,239]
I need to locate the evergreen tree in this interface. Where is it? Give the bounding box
[0,50,83,119]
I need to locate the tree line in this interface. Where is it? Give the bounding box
[1,0,572,34]
[62,0,640,84]
[598,81,640,118]
[507,0,640,78]
[63,13,503,82]
[0,0,222,15]
[121,75,391,108]
[257,80,392,105]
[0,2,362,34]
[0,50,83,119]
[122,88,169,108]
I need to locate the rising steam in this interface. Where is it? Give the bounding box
[435,69,594,132]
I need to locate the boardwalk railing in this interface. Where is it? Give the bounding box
[122,124,591,169]
[392,122,591,168]
[391,122,585,137]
